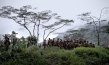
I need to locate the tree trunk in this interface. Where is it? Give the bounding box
[36,20,40,42]
[97,33,100,45]
[33,23,36,36]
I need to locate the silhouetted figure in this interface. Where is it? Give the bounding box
[48,38,52,47]
[59,39,63,49]
[52,38,55,46]
[43,40,46,49]
[92,44,95,48]
[11,31,18,48]
[3,34,10,51]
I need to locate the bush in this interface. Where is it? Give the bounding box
[0,50,47,65]
[27,36,37,42]
[0,46,109,65]
[44,48,86,65]
[42,47,109,65]
[74,47,109,65]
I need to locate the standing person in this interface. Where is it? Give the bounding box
[11,31,18,48]
[43,40,46,50]
[3,34,10,51]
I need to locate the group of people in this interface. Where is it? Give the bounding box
[42,38,95,50]
[0,31,18,51]
[0,31,96,51]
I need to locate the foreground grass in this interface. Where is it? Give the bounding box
[0,45,109,65]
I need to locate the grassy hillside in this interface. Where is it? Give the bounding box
[0,45,109,65]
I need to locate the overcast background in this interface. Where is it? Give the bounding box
[0,0,109,43]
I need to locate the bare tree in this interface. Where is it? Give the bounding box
[78,7,109,45]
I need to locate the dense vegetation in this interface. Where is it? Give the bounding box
[0,43,109,65]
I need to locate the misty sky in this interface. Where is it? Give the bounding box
[0,0,109,42]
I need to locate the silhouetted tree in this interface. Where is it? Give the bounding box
[78,7,109,45]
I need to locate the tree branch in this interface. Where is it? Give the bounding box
[45,24,66,40]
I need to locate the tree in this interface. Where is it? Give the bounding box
[0,5,58,42]
[42,16,74,41]
[0,5,36,36]
[78,7,109,45]
[0,5,74,43]
[34,10,58,41]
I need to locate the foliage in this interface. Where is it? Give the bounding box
[41,47,109,65]
[27,36,37,42]
[0,41,47,65]
[74,47,109,65]
[0,44,109,65]
[0,51,47,65]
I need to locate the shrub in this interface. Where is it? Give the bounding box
[0,46,109,65]
[74,47,109,65]
[0,50,47,65]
